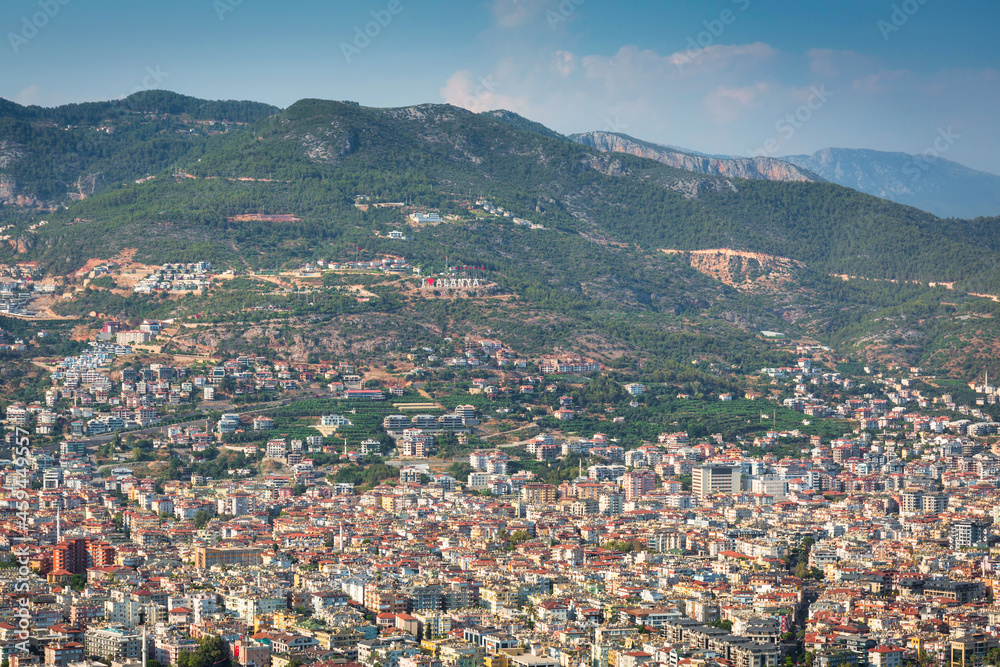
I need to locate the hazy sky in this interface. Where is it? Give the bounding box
[3,0,999,173]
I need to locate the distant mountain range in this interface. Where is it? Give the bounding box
[782,148,1000,219]
[566,129,1000,219]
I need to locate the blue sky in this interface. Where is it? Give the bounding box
[3,0,999,172]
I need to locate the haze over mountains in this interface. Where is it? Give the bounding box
[782,148,1000,219]
[570,129,1000,220]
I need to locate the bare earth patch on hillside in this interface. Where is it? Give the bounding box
[661,248,805,294]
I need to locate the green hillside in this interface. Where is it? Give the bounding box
[2,93,1000,380]
[0,90,278,203]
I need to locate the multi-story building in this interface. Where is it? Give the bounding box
[194,546,263,569]
[481,586,520,612]
[103,598,149,627]
[89,541,116,567]
[217,493,252,517]
[265,439,287,458]
[400,467,424,484]
[230,639,271,667]
[45,642,85,667]
[621,470,656,500]
[6,403,29,426]
[154,635,200,667]
[404,584,443,612]
[923,493,949,514]
[52,538,89,575]
[950,633,999,667]
[321,414,353,426]
[693,465,741,500]
[413,611,452,639]
[867,647,906,667]
[599,493,623,516]
[950,521,989,549]
[115,330,151,346]
[520,483,557,505]
[84,626,143,661]
[900,490,923,513]
[217,413,241,434]
[364,588,409,615]
[384,415,411,431]
[750,476,787,500]
[221,594,286,621]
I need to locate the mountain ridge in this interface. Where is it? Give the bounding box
[5,95,1000,294]
[783,146,1000,219]
[3,92,1000,379]
[570,130,821,183]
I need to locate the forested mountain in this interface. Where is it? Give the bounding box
[783,147,1000,219]
[0,91,278,205]
[480,109,566,141]
[3,93,1000,379]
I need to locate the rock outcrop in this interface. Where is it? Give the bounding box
[573,131,820,182]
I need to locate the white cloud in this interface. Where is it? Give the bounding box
[551,50,576,77]
[851,70,907,93]
[668,42,779,76]
[439,41,785,144]
[14,84,41,106]
[441,68,521,113]
[702,82,771,124]
[807,49,843,78]
[580,43,776,85]
[436,24,1000,172]
[488,0,550,28]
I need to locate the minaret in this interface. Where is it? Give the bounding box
[142,625,147,667]
[56,505,61,543]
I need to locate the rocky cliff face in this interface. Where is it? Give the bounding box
[572,131,820,183]
[661,248,805,294]
[0,142,46,207]
[0,141,24,205]
[0,177,43,208]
